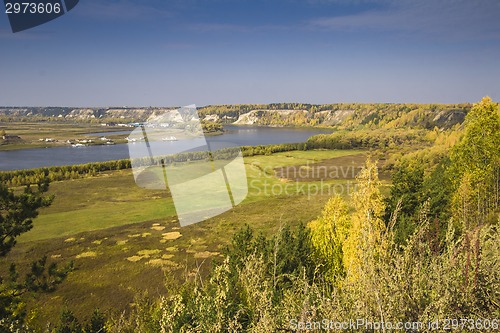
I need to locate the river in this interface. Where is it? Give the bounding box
[0,126,331,171]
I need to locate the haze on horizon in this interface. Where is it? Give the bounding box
[0,0,499,107]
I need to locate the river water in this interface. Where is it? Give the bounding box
[0,126,331,171]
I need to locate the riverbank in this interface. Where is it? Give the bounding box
[0,122,132,151]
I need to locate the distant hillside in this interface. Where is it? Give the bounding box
[196,102,476,129]
[0,102,477,130]
[0,107,171,123]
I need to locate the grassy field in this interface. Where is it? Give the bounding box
[17,172,174,243]
[2,149,386,327]
[18,149,368,243]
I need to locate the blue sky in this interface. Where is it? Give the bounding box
[0,0,499,106]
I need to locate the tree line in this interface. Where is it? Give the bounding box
[306,128,433,150]
[0,160,131,187]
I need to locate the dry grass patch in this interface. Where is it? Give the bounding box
[76,251,98,259]
[190,237,206,245]
[137,249,161,258]
[162,232,182,240]
[126,256,143,262]
[151,226,165,231]
[116,240,128,246]
[147,259,179,268]
[161,254,174,259]
[64,237,76,243]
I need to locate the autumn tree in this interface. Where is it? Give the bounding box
[450,96,500,230]
[343,158,386,284]
[308,195,350,284]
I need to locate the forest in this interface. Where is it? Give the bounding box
[0,98,498,332]
[1,103,470,130]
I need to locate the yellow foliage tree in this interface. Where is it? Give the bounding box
[308,195,350,284]
[343,158,386,284]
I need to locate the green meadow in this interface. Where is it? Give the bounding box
[18,149,366,243]
[3,149,373,324]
